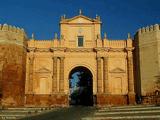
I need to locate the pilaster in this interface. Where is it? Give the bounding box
[126,48,135,104]
[97,57,102,93]
[28,56,34,94]
[52,57,58,93]
[59,57,65,92]
[103,57,109,93]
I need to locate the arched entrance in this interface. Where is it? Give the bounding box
[69,66,93,106]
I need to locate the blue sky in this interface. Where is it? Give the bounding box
[0,0,159,39]
[70,72,80,88]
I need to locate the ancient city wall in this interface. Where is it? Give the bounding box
[134,24,160,103]
[0,24,27,106]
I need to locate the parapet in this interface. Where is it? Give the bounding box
[106,39,127,48]
[0,24,26,35]
[0,24,28,46]
[28,39,53,48]
[28,38,65,48]
[137,24,160,35]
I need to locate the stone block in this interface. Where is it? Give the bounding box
[96,94,128,106]
[25,94,69,107]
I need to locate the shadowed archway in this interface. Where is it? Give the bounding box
[69,66,93,106]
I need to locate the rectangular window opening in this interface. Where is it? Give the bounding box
[78,36,84,47]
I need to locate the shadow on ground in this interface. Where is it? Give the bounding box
[21,106,96,120]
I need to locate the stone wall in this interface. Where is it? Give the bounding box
[25,94,69,107]
[0,24,27,107]
[96,94,128,106]
[134,24,160,103]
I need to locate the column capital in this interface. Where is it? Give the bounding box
[52,57,58,60]
[29,56,34,60]
[60,57,65,60]
[125,47,134,52]
[103,56,109,60]
[96,57,101,60]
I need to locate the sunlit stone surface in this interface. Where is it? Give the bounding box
[0,11,159,107]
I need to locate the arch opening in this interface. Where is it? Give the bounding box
[69,66,93,106]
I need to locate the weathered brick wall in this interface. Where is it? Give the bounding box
[0,24,27,107]
[0,44,26,106]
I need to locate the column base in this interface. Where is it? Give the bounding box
[128,93,136,105]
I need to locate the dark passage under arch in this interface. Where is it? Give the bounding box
[69,66,93,106]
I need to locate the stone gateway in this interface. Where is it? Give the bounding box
[0,11,159,107]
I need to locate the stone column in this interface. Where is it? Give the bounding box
[59,57,64,92]
[28,56,34,93]
[52,57,57,93]
[103,57,109,93]
[97,57,102,93]
[127,50,135,104]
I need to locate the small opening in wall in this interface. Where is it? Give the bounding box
[78,36,84,47]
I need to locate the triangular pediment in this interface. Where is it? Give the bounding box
[66,15,94,23]
[110,67,125,73]
[36,67,51,73]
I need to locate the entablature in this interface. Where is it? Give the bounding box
[27,47,134,53]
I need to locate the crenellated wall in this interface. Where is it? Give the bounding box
[0,24,27,46]
[0,24,28,107]
[134,24,160,103]
[138,24,160,34]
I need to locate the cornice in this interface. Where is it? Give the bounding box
[94,47,125,52]
[36,48,50,52]
[125,47,135,52]
[50,47,66,52]
[26,47,132,53]
[27,47,36,52]
[65,48,93,52]
[109,48,125,52]
[94,47,110,52]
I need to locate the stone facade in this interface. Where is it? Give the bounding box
[25,13,135,106]
[0,12,159,107]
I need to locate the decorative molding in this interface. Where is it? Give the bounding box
[35,48,50,52]
[125,47,135,52]
[50,47,66,52]
[109,48,125,52]
[94,47,126,52]
[109,67,125,73]
[94,47,110,52]
[27,47,36,52]
[65,48,93,52]
[35,67,52,73]
[27,47,129,53]
[60,15,101,24]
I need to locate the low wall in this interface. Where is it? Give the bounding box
[96,94,135,106]
[25,94,69,107]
